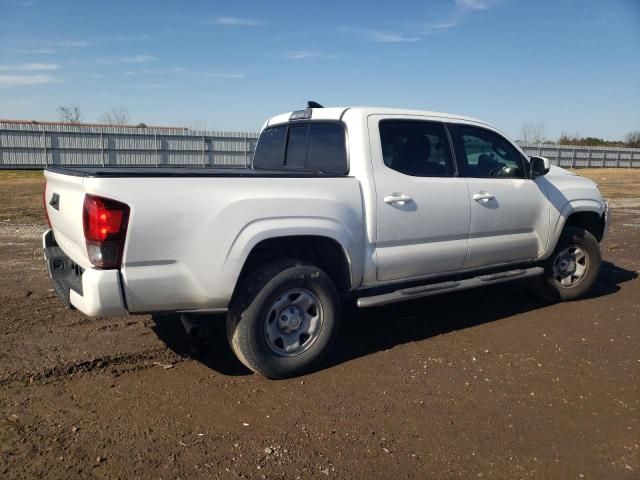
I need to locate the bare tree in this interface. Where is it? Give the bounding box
[624,131,640,148]
[520,121,546,143]
[56,104,82,123]
[99,106,130,126]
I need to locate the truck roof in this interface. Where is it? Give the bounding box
[266,106,492,128]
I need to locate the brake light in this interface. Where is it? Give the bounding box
[43,179,51,228]
[83,194,130,269]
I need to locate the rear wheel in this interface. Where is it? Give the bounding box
[533,226,601,301]
[226,259,340,379]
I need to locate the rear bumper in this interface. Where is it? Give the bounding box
[43,229,127,317]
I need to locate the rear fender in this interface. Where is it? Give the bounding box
[222,217,362,297]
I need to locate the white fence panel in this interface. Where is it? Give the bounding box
[518,142,640,168]
[0,122,259,168]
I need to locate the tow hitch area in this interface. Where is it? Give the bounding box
[43,230,83,308]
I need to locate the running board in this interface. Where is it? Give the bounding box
[356,267,544,308]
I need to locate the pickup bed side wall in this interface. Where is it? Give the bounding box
[83,176,365,313]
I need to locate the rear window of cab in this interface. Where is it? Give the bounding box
[253,122,348,174]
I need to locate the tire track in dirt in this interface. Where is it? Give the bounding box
[0,346,187,387]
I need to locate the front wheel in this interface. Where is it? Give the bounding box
[226,259,340,379]
[533,226,601,301]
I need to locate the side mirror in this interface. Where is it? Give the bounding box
[530,156,551,178]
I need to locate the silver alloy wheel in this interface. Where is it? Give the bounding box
[264,288,323,356]
[552,246,589,288]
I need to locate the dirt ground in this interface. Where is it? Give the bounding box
[0,168,638,479]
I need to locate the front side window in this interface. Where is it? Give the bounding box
[379,120,454,177]
[453,125,525,178]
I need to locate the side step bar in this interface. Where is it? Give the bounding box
[357,267,544,308]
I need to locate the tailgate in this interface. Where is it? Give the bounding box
[43,170,92,269]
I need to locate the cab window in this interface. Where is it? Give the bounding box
[253,125,286,170]
[379,120,454,177]
[253,122,347,174]
[451,125,526,179]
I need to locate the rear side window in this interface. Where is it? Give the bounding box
[253,122,347,174]
[306,123,348,173]
[379,120,454,177]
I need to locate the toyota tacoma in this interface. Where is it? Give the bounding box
[42,103,611,378]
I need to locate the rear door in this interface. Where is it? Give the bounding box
[448,123,550,268]
[368,116,470,282]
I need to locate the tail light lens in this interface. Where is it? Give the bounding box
[83,194,130,269]
[43,180,51,228]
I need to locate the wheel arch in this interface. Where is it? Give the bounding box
[564,211,605,242]
[232,235,353,296]
[544,200,606,259]
[223,217,362,299]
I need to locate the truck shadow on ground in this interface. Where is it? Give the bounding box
[151,260,637,377]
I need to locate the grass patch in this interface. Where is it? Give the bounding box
[0,170,44,224]
[571,168,640,201]
[0,169,44,180]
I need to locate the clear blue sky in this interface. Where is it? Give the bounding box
[0,0,638,140]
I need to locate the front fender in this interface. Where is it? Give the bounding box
[542,199,606,260]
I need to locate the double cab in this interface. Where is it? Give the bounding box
[43,103,610,378]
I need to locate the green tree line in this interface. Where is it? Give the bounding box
[520,122,640,147]
[556,131,640,148]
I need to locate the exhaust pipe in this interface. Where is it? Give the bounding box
[180,314,201,340]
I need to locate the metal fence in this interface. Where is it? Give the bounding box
[1,121,639,169]
[0,122,258,169]
[518,143,640,168]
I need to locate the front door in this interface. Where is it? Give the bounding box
[369,116,471,282]
[449,123,550,268]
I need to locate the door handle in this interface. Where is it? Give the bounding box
[472,192,495,202]
[384,193,413,205]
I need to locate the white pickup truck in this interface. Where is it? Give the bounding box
[43,103,610,378]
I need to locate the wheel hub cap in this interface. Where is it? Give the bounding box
[552,245,588,287]
[557,258,575,275]
[264,288,323,357]
[279,306,303,333]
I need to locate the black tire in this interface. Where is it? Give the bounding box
[226,259,340,379]
[533,226,601,301]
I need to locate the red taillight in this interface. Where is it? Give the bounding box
[43,179,51,228]
[83,196,125,241]
[83,194,130,269]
